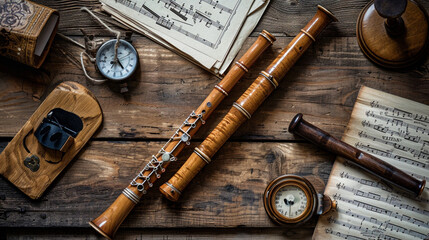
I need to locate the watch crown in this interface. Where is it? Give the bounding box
[321,195,336,215]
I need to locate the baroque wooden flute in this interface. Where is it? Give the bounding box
[159,6,337,202]
[89,30,276,239]
[288,113,425,196]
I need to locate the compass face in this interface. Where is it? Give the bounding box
[95,39,138,81]
[263,175,317,225]
[273,185,308,219]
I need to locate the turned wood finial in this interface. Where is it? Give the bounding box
[374,0,407,19]
[356,0,429,68]
[374,0,407,36]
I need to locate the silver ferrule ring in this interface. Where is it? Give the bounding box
[215,84,228,96]
[259,71,278,89]
[259,31,274,44]
[235,61,249,72]
[123,188,140,204]
[300,29,316,42]
[166,182,182,195]
[232,102,252,120]
[194,147,211,164]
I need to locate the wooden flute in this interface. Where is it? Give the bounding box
[89,30,275,239]
[288,113,425,197]
[159,6,338,202]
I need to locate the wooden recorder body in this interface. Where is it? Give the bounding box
[159,6,338,202]
[89,30,276,239]
[288,113,425,197]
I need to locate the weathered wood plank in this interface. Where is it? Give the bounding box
[1,36,428,139]
[1,0,427,238]
[3,227,314,240]
[33,0,429,37]
[0,141,335,229]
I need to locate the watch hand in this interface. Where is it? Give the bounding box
[110,60,124,69]
[118,52,131,61]
[117,59,124,69]
[289,205,291,217]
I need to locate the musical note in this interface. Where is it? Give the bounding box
[142,4,160,19]
[392,108,413,118]
[192,10,223,29]
[337,183,429,217]
[361,120,426,144]
[365,111,429,135]
[199,0,233,13]
[325,226,367,240]
[314,87,429,240]
[156,16,174,29]
[338,209,428,239]
[335,195,429,228]
[369,101,429,123]
[170,4,188,21]
[358,132,428,159]
[107,0,244,49]
[414,114,429,124]
[356,144,428,169]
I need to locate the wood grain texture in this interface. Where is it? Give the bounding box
[1,0,429,239]
[356,0,429,68]
[0,82,102,199]
[0,141,334,229]
[161,7,337,202]
[31,0,429,37]
[2,227,314,240]
[88,32,276,239]
[0,35,428,140]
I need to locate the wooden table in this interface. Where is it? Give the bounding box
[1,0,428,239]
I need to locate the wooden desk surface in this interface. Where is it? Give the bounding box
[1,0,428,239]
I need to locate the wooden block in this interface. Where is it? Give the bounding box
[0,81,102,199]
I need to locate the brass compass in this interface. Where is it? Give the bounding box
[263,175,336,226]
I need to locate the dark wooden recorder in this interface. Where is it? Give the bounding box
[288,113,425,197]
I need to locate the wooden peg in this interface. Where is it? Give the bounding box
[356,0,429,68]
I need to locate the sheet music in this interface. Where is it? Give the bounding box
[100,0,268,75]
[313,86,429,240]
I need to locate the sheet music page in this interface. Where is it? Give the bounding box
[217,0,269,74]
[313,86,429,240]
[100,0,255,73]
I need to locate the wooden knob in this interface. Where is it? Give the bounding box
[356,0,429,68]
[374,0,407,36]
[374,0,407,18]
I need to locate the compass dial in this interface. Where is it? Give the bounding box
[263,175,317,225]
[95,39,138,81]
[274,185,308,219]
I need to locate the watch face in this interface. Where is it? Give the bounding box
[273,184,308,220]
[263,175,317,225]
[95,39,138,81]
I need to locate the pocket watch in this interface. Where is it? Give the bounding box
[263,175,336,226]
[95,39,139,82]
